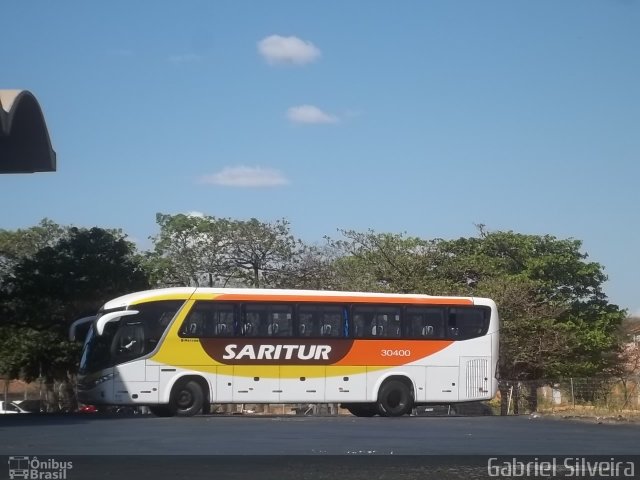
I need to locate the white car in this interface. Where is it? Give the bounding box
[0,401,30,414]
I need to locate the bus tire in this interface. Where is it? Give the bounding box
[377,379,413,417]
[171,380,204,417]
[346,404,377,417]
[149,405,173,417]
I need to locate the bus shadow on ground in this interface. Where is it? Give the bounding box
[413,402,494,416]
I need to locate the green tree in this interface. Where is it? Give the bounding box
[0,226,149,403]
[0,218,66,283]
[431,229,625,412]
[326,229,448,293]
[435,229,625,376]
[274,242,340,290]
[228,218,297,288]
[147,215,300,289]
[147,213,234,287]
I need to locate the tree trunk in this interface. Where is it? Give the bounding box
[527,381,540,412]
[59,378,77,412]
[253,266,260,288]
[499,381,510,416]
[513,383,520,414]
[44,381,58,412]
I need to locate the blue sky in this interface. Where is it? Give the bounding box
[1,1,638,314]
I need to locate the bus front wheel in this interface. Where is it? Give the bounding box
[171,380,204,417]
[376,380,413,417]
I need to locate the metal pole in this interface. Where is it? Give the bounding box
[507,385,514,415]
[570,378,575,410]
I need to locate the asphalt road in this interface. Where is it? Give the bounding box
[2,413,639,455]
[1,414,639,479]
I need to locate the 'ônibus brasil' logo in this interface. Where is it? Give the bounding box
[199,338,354,365]
[8,456,73,480]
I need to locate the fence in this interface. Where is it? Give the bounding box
[1,378,76,413]
[500,377,640,415]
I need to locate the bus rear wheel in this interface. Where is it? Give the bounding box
[171,380,204,417]
[377,379,413,417]
[345,404,377,417]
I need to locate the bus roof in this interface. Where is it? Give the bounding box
[101,287,495,310]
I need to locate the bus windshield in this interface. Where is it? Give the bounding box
[79,300,185,374]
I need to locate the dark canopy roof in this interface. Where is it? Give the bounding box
[0,90,56,173]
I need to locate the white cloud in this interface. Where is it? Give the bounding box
[258,35,321,65]
[168,53,203,64]
[198,166,289,187]
[186,211,206,218]
[287,105,339,124]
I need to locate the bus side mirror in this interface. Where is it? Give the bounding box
[96,310,139,336]
[68,316,96,341]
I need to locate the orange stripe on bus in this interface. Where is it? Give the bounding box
[213,294,473,305]
[335,340,453,366]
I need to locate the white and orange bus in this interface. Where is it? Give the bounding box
[72,288,499,417]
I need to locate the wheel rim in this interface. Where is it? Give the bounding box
[388,390,403,410]
[177,389,194,409]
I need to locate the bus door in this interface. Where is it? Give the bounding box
[111,318,147,404]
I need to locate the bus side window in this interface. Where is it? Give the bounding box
[449,307,489,339]
[267,321,279,336]
[271,311,292,337]
[353,311,377,338]
[321,310,341,337]
[405,307,445,339]
[353,313,366,338]
[298,312,314,336]
[353,307,401,338]
[391,314,401,337]
[213,306,235,337]
[183,312,204,337]
[241,321,254,336]
[215,323,227,335]
[244,304,293,337]
[298,305,343,338]
[448,311,459,338]
[244,306,262,337]
[371,320,384,336]
[180,303,236,338]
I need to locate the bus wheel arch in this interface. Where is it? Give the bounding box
[169,375,210,417]
[376,376,414,417]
